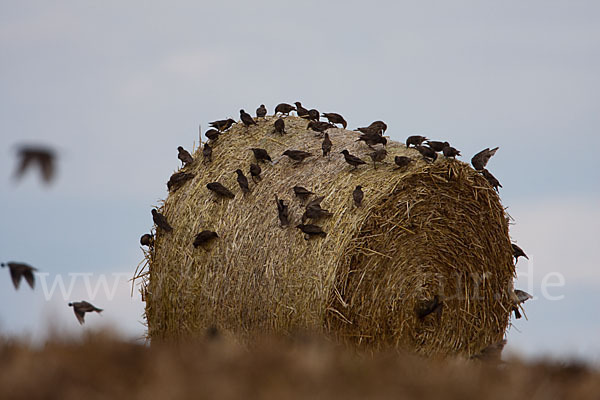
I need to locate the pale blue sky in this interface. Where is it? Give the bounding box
[0,0,599,362]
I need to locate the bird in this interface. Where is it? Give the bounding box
[13,145,57,184]
[207,182,235,199]
[209,118,236,132]
[203,143,213,162]
[322,112,347,129]
[152,209,173,232]
[307,121,335,134]
[307,109,320,121]
[394,156,413,169]
[511,289,533,319]
[274,118,286,134]
[294,102,309,117]
[205,129,220,141]
[512,243,528,263]
[425,141,449,152]
[240,109,257,126]
[1,262,37,290]
[302,203,333,222]
[355,126,382,136]
[369,148,387,169]
[140,234,154,247]
[306,196,325,209]
[68,301,103,325]
[442,145,461,158]
[274,103,296,115]
[416,295,443,320]
[406,135,428,148]
[250,148,272,163]
[256,104,267,118]
[322,133,332,158]
[296,224,327,239]
[177,146,194,166]
[481,169,502,191]
[340,150,366,170]
[293,186,314,201]
[471,147,499,171]
[282,150,312,164]
[167,171,194,192]
[367,120,387,133]
[353,185,364,207]
[356,133,387,148]
[249,163,262,182]
[193,230,219,248]
[275,195,289,227]
[414,145,438,161]
[235,169,250,193]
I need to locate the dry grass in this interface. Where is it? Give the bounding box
[139,116,514,357]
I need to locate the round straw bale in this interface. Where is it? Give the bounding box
[144,116,515,357]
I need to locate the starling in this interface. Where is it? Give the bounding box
[414,145,438,161]
[368,120,387,133]
[256,104,267,118]
[140,234,154,247]
[296,224,327,239]
[193,230,219,248]
[250,148,272,163]
[177,146,194,166]
[307,109,320,121]
[322,112,347,129]
[481,168,502,191]
[302,203,333,222]
[205,129,220,141]
[355,126,382,136]
[293,186,314,201]
[14,145,56,184]
[306,196,325,209]
[357,132,387,148]
[274,118,286,134]
[394,156,413,169]
[416,295,443,320]
[203,142,213,162]
[322,133,332,157]
[426,141,450,152]
[353,185,364,207]
[512,289,533,318]
[249,163,262,182]
[406,135,428,147]
[294,102,309,117]
[207,182,235,199]
[274,103,295,115]
[307,121,336,134]
[167,171,194,192]
[240,109,257,126]
[369,148,387,169]
[235,169,250,193]
[340,150,366,170]
[68,301,103,325]
[275,195,289,227]
[512,243,528,263]
[1,262,37,290]
[209,118,236,132]
[282,150,312,164]
[471,147,499,171]
[442,145,461,158]
[152,209,173,232]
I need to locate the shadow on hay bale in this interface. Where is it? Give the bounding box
[142,116,514,357]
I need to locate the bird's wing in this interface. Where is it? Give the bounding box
[22,268,35,289]
[74,308,86,324]
[8,267,22,289]
[38,153,56,183]
[14,152,35,181]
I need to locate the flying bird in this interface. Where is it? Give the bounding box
[425,141,449,152]
[296,224,327,239]
[282,150,312,164]
[294,102,309,117]
[256,104,267,118]
[140,234,154,247]
[167,171,194,192]
[416,295,443,320]
[406,135,428,148]
[235,169,250,193]
[293,186,314,201]
[322,112,347,129]
[275,195,289,227]
[209,118,236,132]
[369,148,387,169]
[471,147,499,171]
[249,163,262,182]
[152,209,173,232]
[512,243,528,263]
[240,109,257,126]
[68,301,103,325]
[442,145,461,158]
[1,262,37,290]
[205,129,220,141]
[322,133,332,158]
[394,156,413,169]
[203,143,213,162]
[274,103,296,115]
[250,148,272,163]
[353,185,364,207]
[481,169,502,191]
[193,230,219,248]
[207,182,235,199]
[13,145,57,184]
[414,145,438,161]
[274,118,286,135]
[178,146,194,166]
[340,150,366,170]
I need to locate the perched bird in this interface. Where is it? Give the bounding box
[210,118,236,132]
[355,126,382,136]
[296,224,327,239]
[294,102,309,117]
[235,169,250,193]
[140,234,154,247]
[442,145,461,158]
[250,148,272,163]
[340,150,366,170]
[353,185,364,207]
[167,171,194,192]
[193,230,219,248]
[307,109,320,121]
[152,209,173,232]
[367,120,387,133]
[13,145,56,184]
[275,195,289,227]
[302,203,333,222]
[307,121,335,134]
[249,163,262,182]
[322,112,347,129]
[256,104,267,118]
[274,118,286,134]
[511,289,533,319]
[471,147,499,171]
[416,295,443,320]
[293,186,314,201]
[481,169,502,191]
[414,145,438,161]
[203,143,213,162]
[357,133,387,148]
[512,243,528,263]
[394,156,413,169]
[240,109,257,126]
[282,150,312,164]
[178,146,194,166]
[471,339,507,361]
[68,301,103,325]
[322,133,332,158]
[426,141,449,152]
[306,196,325,209]
[1,262,37,290]
[274,103,295,116]
[369,148,388,169]
[207,182,235,199]
[205,129,220,141]
[406,135,428,148]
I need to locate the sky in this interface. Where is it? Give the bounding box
[0,0,599,362]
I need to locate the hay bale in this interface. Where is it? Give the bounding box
[143,116,515,357]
